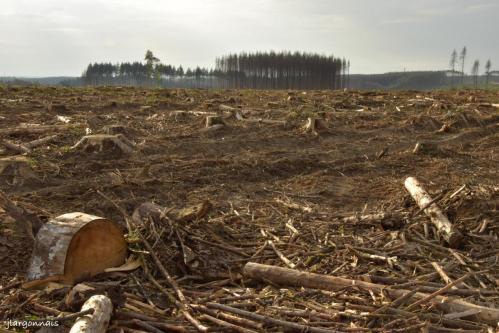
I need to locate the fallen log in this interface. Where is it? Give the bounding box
[25,134,59,149]
[243,262,499,325]
[0,124,80,135]
[69,295,112,333]
[25,212,127,288]
[2,140,30,154]
[404,177,463,247]
[340,212,404,229]
[3,135,59,155]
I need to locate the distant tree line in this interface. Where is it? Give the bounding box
[81,50,349,89]
[215,51,347,89]
[448,46,496,88]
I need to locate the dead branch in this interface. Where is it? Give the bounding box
[404,177,463,247]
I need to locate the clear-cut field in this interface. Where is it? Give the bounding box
[0,86,498,332]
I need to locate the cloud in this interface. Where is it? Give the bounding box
[0,0,498,76]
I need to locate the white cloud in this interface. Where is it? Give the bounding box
[0,0,497,76]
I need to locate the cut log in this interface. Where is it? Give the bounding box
[26,212,127,288]
[69,295,113,333]
[404,177,462,247]
[205,116,225,128]
[71,134,135,155]
[243,262,499,325]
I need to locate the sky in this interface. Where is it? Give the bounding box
[1,0,498,77]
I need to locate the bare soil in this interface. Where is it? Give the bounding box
[0,86,498,332]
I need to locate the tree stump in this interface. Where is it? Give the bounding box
[205,116,225,128]
[71,134,135,155]
[0,156,37,187]
[25,212,127,288]
[170,110,189,122]
[303,117,329,135]
[103,125,130,136]
[413,141,439,155]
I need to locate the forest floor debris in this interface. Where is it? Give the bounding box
[0,86,497,332]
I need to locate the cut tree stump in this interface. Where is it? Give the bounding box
[69,295,113,333]
[25,212,127,288]
[205,116,225,128]
[71,134,135,155]
[303,117,329,134]
[0,155,37,186]
[243,262,499,325]
[413,141,439,155]
[0,190,43,239]
[404,177,463,247]
[103,125,135,137]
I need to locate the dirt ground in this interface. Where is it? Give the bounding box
[0,86,498,332]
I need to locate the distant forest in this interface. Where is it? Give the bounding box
[3,49,498,90]
[80,50,349,89]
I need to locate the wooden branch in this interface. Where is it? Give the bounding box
[404,177,463,247]
[206,302,341,333]
[140,235,208,332]
[25,134,59,149]
[69,295,113,333]
[199,314,258,333]
[0,124,79,135]
[243,262,499,325]
[192,304,263,330]
[268,240,295,268]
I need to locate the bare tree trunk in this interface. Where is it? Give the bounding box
[69,295,113,333]
[404,177,463,247]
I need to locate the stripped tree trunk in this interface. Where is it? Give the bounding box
[69,295,113,333]
[404,177,463,247]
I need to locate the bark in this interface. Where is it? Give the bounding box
[26,212,127,287]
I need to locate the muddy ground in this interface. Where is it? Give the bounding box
[0,86,498,332]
